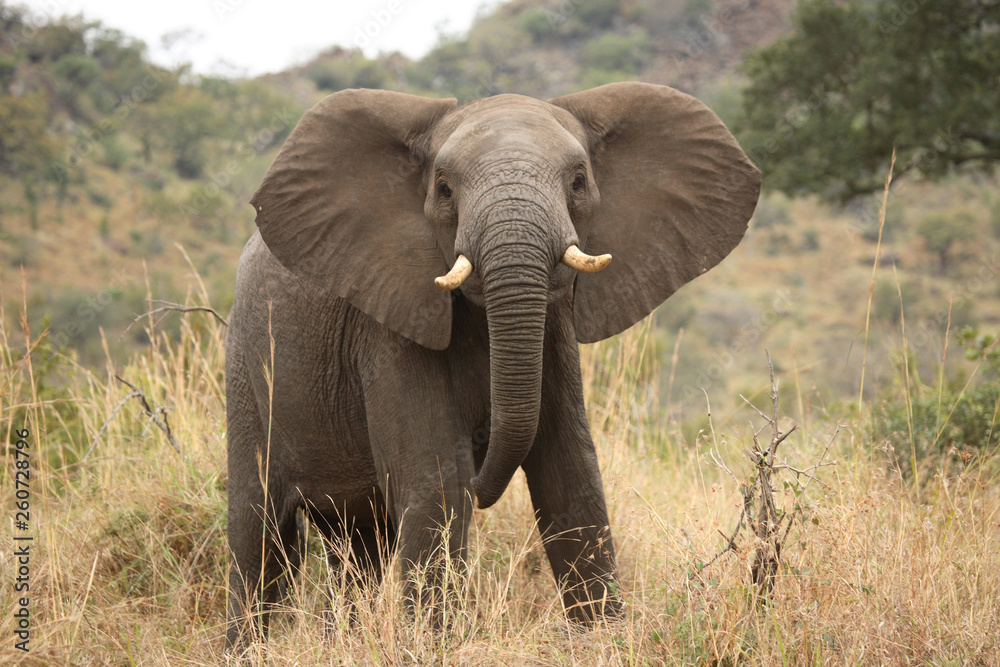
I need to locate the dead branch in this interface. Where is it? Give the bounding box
[698,351,839,599]
[778,425,844,545]
[749,351,793,595]
[84,391,141,460]
[84,375,182,460]
[123,300,228,336]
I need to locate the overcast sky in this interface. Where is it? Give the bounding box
[17,0,502,76]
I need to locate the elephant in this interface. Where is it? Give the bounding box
[224,81,760,651]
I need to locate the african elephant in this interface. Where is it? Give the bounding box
[224,81,760,651]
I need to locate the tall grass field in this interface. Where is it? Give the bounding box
[1,253,998,665]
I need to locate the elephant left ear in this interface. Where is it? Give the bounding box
[549,82,761,343]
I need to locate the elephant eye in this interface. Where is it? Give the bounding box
[572,173,587,192]
[437,182,452,199]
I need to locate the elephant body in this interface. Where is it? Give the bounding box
[225,83,760,652]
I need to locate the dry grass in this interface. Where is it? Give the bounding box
[1,268,999,665]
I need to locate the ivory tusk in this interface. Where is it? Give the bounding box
[562,244,612,273]
[434,255,473,290]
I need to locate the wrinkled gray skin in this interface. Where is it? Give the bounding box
[225,82,760,651]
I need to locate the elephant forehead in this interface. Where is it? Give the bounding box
[437,101,585,161]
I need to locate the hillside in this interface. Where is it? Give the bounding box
[0,0,795,363]
[1,0,998,434]
[274,0,797,103]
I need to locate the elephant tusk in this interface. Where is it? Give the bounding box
[434,254,473,290]
[562,244,612,273]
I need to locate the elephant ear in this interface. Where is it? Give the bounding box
[250,89,457,350]
[549,82,761,343]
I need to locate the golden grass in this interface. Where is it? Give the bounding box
[1,269,999,665]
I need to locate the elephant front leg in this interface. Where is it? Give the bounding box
[522,428,622,623]
[521,304,623,623]
[362,351,477,621]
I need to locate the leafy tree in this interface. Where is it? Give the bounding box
[306,54,387,92]
[51,53,101,118]
[555,0,622,35]
[51,53,100,86]
[152,86,221,178]
[518,8,555,41]
[87,27,160,114]
[0,92,59,173]
[0,55,16,89]
[0,92,64,227]
[575,0,622,28]
[917,210,977,273]
[580,30,652,74]
[22,19,87,63]
[195,77,297,155]
[735,0,1000,201]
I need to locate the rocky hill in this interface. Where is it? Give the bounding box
[274,0,796,104]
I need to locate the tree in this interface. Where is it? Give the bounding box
[916,211,977,273]
[735,0,1000,201]
[0,92,64,228]
[152,86,221,178]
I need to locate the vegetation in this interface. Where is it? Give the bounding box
[871,327,1000,481]
[2,283,998,664]
[0,2,999,660]
[735,0,1000,200]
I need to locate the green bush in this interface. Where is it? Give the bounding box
[580,30,652,74]
[859,198,902,243]
[751,194,792,229]
[873,383,999,479]
[0,55,15,89]
[6,232,41,267]
[800,228,820,251]
[173,142,206,179]
[518,8,556,41]
[871,280,921,326]
[99,134,129,171]
[683,0,713,21]
[870,330,1000,480]
[576,0,621,27]
[579,69,635,89]
[24,22,86,63]
[990,199,1000,239]
[87,188,112,208]
[916,210,977,273]
[306,56,387,92]
[51,54,101,86]
[468,16,533,67]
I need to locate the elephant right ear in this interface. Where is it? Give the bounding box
[250,89,457,350]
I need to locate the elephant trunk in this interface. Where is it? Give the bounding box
[471,239,550,509]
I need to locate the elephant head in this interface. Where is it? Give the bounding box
[249,83,760,509]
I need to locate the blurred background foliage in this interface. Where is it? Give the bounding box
[0,0,998,463]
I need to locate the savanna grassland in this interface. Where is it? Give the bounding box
[1,240,998,664]
[2,0,1000,663]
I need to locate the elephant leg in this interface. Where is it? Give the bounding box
[522,432,621,623]
[225,484,301,652]
[362,350,475,619]
[346,521,395,588]
[313,509,396,632]
[225,361,302,652]
[521,305,623,623]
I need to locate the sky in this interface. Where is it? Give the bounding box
[16,0,503,76]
